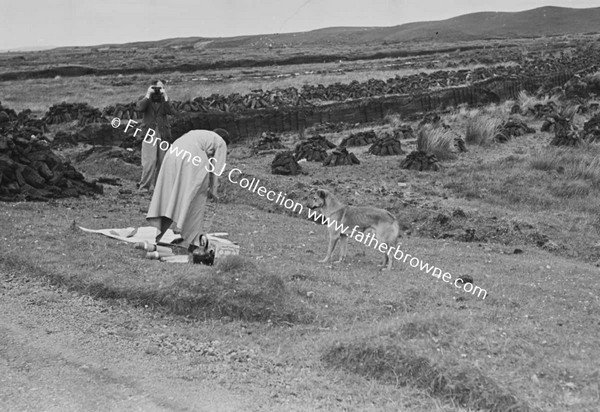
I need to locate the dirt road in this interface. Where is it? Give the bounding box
[0,271,252,412]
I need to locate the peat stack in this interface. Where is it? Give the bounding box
[400,151,441,172]
[541,117,557,133]
[294,142,327,162]
[549,115,582,147]
[339,130,378,147]
[103,102,140,120]
[0,113,103,201]
[583,114,600,142]
[300,135,336,151]
[253,132,286,152]
[172,99,209,113]
[271,151,303,175]
[43,102,105,126]
[527,102,558,119]
[0,102,18,123]
[396,124,415,139]
[494,118,536,142]
[368,135,404,156]
[454,137,468,152]
[510,104,521,115]
[322,147,360,166]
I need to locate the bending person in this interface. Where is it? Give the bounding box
[146,129,230,248]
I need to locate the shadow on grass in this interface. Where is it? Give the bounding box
[322,332,535,412]
[0,252,312,324]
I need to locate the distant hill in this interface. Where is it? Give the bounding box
[2,6,599,81]
[86,6,600,51]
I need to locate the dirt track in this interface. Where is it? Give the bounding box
[0,271,251,412]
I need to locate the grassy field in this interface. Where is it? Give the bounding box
[2,93,600,410]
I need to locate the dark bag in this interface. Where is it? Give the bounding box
[189,234,215,265]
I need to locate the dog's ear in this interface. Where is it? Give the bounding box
[316,189,327,198]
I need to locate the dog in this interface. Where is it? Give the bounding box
[308,188,402,270]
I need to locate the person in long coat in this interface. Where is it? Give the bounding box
[146,129,230,248]
[136,80,175,191]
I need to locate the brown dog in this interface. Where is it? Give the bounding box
[308,189,402,270]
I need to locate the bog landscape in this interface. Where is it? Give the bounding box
[1,6,600,411]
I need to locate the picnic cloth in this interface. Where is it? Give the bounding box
[79,226,182,244]
[79,226,229,263]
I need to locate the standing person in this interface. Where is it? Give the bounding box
[137,80,175,191]
[146,129,230,249]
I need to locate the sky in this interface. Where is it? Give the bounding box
[0,0,598,50]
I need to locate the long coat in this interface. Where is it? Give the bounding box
[136,97,175,142]
[146,130,228,247]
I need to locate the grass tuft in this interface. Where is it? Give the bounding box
[384,113,403,129]
[416,126,457,160]
[530,146,600,187]
[465,114,500,146]
[517,90,560,114]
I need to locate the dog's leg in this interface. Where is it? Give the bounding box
[383,253,392,271]
[335,235,348,263]
[320,235,339,263]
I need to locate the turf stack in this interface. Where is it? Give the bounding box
[271,151,303,175]
[294,142,328,162]
[396,124,415,139]
[540,117,557,132]
[294,135,335,161]
[583,114,600,142]
[172,99,209,113]
[400,151,441,171]
[494,118,536,142]
[43,102,105,126]
[253,132,286,152]
[0,107,103,201]
[549,115,582,147]
[102,102,141,120]
[0,102,18,123]
[368,135,404,156]
[303,135,336,150]
[339,130,378,147]
[322,147,360,166]
[527,102,558,119]
[454,137,468,152]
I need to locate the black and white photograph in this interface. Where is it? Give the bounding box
[1,0,599,410]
